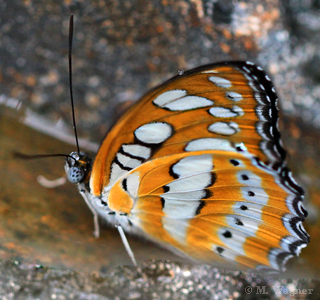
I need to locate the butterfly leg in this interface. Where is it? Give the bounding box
[79,188,100,238]
[37,175,67,188]
[116,224,138,267]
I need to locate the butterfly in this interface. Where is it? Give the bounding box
[64,61,309,272]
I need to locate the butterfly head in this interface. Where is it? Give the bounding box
[65,151,92,184]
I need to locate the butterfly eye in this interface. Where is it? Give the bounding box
[67,166,85,183]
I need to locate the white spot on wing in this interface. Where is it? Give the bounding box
[122,144,151,160]
[153,89,187,106]
[153,90,214,111]
[226,91,243,102]
[163,96,214,111]
[185,138,235,151]
[237,170,262,186]
[218,228,246,255]
[109,162,127,185]
[161,190,206,201]
[208,106,244,118]
[134,122,172,144]
[256,122,270,140]
[241,186,269,205]
[208,121,240,135]
[125,172,140,199]
[255,105,268,122]
[209,76,232,88]
[116,153,141,169]
[165,173,212,193]
[172,155,213,177]
[226,215,260,236]
[202,70,218,73]
[163,200,200,218]
[232,106,244,116]
[209,107,236,118]
[212,244,238,260]
[237,170,269,204]
[162,218,190,245]
[243,66,250,73]
[233,202,263,221]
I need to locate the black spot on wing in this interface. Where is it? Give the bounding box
[203,189,212,199]
[241,174,249,181]
[122,178,128,191]
[240,205,248,211]
[195,200,206,215]
[119,146,145,162]
[113,157,132,172]
[235,218,244,226]
[161,198,165,209]
[230,159,240,166]
[222,230,232,238]
[248,191,255,197]
[163,186,170,193]
[216,246,224,254]
[235,145,245,152]
[169,163,179,179]
[207,173,217,188]
[253,157,268,169]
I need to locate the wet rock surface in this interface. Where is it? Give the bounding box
[1,260,319,300]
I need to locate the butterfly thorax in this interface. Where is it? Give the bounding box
[65,151,136,228]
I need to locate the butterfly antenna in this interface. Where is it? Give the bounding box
[68,14,80,154]
[116,224,138,266]
[13,152,77,161]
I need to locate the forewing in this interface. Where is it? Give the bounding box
[89,62,285,195]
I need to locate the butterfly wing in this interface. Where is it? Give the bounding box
[88,61,309,271]
[107,150,308,271]
[90,62,285,195]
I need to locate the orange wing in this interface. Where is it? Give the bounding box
[89,62,286,195]
[86,61,308,271]
[107,150,308,271]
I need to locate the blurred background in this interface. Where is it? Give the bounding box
[0,0,319,284]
